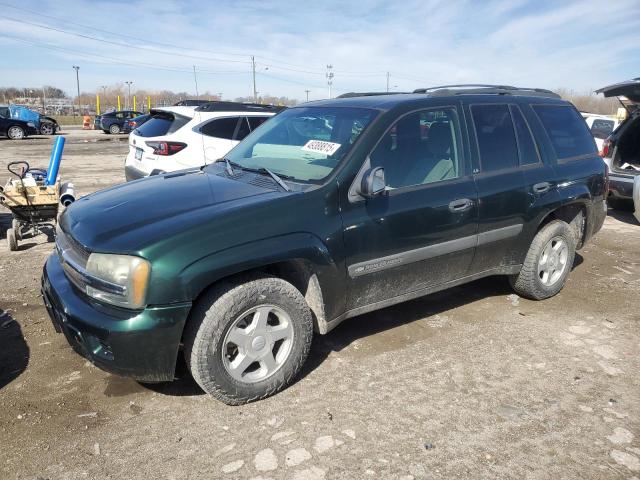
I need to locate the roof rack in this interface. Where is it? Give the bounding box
[195,101,286,113]
[337,92,410,98]
[413,84,560,99]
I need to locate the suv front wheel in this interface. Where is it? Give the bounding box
[510,220,576,300]
[184,274,313,405]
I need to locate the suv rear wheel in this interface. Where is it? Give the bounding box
[510,220,576,300]
[184,273,313,405]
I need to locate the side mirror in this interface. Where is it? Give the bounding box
[358,167,386,197]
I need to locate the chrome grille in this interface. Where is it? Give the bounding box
[55,226,90,292]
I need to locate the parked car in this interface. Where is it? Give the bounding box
[122,113,151,134]
[0,115,38,139]
[95,110,143,134]
[0,105,59,135]
[581,113,618,154]
[124,102,282,181]
[43,85,607,404]
[596,78,640,209]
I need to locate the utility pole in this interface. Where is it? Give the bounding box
[326,65,334,99]
[192,65,199,98]
[218,92,223,101]
[386,72,390,93]
[72,65,80,117]
[42,86,46,112]
[305,90,310,102]
[125,81,133,110]
[251,56,257,103]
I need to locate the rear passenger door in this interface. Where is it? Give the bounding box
[465,102,528,274]
[200,116,241,163]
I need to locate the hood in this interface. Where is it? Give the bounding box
[62,169,279,252]
[596,78,640,103]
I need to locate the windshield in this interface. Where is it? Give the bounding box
[222,106,378,182]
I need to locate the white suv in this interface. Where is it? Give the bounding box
[124,102,282,181]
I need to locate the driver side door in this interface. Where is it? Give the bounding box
[340,105,479,310]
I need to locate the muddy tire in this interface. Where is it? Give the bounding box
[183,273,313,405]
[7,228,18,251]
[509,220,576,300]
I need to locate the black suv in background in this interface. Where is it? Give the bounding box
[596,78,640,209]
[95,110,143,134]
[43,85,606,404]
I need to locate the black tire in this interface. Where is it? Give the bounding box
[7,126,25,140]
[183,273,313,405]
[607,197,634,212]
[109,124,121,134]
[7,228,18,251]
[102,129,109,134]
[509,220,576,300]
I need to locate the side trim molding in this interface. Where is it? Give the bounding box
[347,223,523,278]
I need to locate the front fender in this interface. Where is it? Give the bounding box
[178,232,345,318]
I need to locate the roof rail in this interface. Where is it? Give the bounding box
[413,84,560,99]
[337,92,410,98]
[195,101,287,113]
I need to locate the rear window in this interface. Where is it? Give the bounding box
[134,112,191,138]
[533,105,596,159]
[590,118,615,139]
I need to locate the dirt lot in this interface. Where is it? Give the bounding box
[1,130,639,480]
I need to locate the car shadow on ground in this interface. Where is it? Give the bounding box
[0,310,30,390]
[607,207,639,226]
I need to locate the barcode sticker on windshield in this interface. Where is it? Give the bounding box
[301,140,341,156]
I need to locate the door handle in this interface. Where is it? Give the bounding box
[448,198,474,212]
[533,182,552,194]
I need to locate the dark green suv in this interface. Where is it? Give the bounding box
[42,85,607,404]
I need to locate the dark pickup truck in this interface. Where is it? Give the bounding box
[43,85,606,404]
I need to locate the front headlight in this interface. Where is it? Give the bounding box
[85,253,151,309]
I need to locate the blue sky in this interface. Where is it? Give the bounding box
[1,0,639,101]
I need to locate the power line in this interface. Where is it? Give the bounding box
[1,15,252,65]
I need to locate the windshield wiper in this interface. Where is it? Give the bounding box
[257,167,291,192]
[216,159,291,192]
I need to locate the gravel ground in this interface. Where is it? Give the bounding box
[0,130,639,480]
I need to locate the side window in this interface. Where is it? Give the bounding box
[532,105,597,159]
[235,117,251,140]
[370,107,461,189]
[248,116,269,131]
[510,105,540,165]
[590,118,615,140]
[115,112,126,119]
[0,107,10,118]
[201,117,239,139]
[471,104,518,172]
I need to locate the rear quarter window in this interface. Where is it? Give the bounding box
[590,118,615,140]
[533,105,597,160]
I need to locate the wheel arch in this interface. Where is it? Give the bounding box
[535,200,588,249]
[179,233,342,336]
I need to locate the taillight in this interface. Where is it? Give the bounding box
[145,141,187,156]
[130,121,137,127]
[601,136,611,158]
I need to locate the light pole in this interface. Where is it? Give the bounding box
[72,65,80,117]
[326,65,334,99]
[305,90,310,102]
[125,81,133,110]
[192,66,199,98]
[218,92,223,101]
